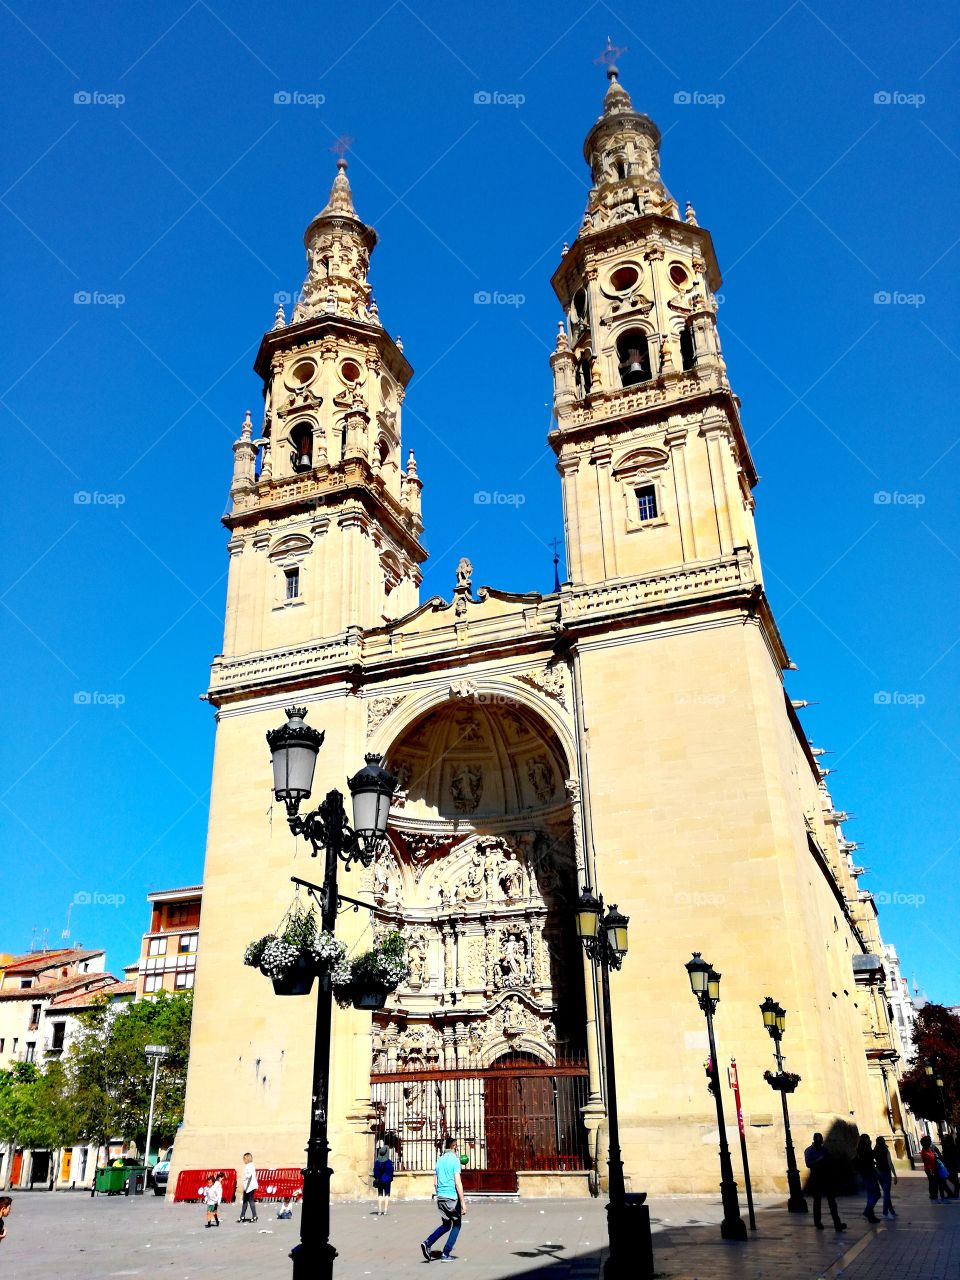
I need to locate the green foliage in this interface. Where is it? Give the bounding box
[0,1061,71,1151]
[61,990,194,1153]
[900,1003,960,1125]
[333,930,407,1008]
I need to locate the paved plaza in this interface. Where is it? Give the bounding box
[1,1174,957,1280]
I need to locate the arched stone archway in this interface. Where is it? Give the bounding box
[369,693,590,1188]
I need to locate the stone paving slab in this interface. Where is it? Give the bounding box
[0,1175,956,1280]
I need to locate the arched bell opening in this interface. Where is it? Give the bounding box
[369,695,589,1190]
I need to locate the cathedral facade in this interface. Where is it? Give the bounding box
[172,68,906,1197]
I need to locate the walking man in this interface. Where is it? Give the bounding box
[420,1136,466,1262]
[238,1152,259,1223]
[920,1135,951,1201]
[873,1137,896,1217]
[804,1133,846,1232]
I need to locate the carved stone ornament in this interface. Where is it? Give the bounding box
[450,763,483,813]
[515,664,568,709]
[366,694,405,735]
[449,680,479,700]
[497,932,529,988]
[527,753,556,805]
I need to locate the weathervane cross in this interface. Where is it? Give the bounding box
[594,36,628,67]
[330,135,354,161]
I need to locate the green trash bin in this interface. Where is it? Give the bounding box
[95,1166,129,1195]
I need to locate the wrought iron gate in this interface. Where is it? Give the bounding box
[371,1053,589,1192]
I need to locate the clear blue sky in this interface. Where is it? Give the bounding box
[2,2,958,1002]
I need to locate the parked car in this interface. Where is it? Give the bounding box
[152,1147,173,1196]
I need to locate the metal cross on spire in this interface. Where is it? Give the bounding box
[549,537,563,592]
[594,35,628,67]
[330,135,354,162]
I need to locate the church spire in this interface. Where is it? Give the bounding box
[292,158,380,327]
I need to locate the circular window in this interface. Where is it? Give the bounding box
[341,359,362,384]
[669,263,689,288]
[610,265,639,293]
[291,359,316,385]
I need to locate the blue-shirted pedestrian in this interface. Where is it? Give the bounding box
[420,1136,466,1262]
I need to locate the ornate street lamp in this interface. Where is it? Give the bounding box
[759,996,807,1213]
[686,953,748,1242]
[575,891,653,1280]
[266,706,396,1280]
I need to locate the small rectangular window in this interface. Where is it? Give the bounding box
[25,1043,35,1064]
[143,974,162,994]
[174,971,195,990]
[148,937,167,957]
[636,485,658,522]
[285,567,300,600]
[179,933,198,954]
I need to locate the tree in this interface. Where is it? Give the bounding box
[0,1062,72,1186]
[62,990,193,1158]
[899,1003,960,1127]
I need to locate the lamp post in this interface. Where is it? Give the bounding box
[143,1044,168,1182]
[574,890,654,1280]
[685,953,748,1242]
[266,706,396,1280]
[925,1064,949,1138]
[759,997,807,1213]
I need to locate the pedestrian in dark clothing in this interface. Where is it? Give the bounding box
[873,1137,897,1217]
[854,1134,881,1223]
[942,1135,960,1199]
[373,1139,395,1216]
[804,1133,846,1231]
[920,1135,951,1201]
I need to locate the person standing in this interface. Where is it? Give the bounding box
[803,1133,846,1232]
[854,1134,881,1223]
[238,1153,259,1223]
[204,1174,223,1228]
[873,1137,897,1217]
[0,1196,12,1244]
[420,1136,466,1262]
[373,1139,395,1216]
[920,1135,951,1201]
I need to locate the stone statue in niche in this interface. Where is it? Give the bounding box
[527,753,556,805]
[373,857,392,903]
[455,711,484,743]
[456,845,487,905]
[450,764,483,813]
[497,849,524,901]
[406,933,427,988]
[498,933,528,988]
[502,998,527,1038]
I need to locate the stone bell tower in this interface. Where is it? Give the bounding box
[223,159,426,656]
[549,65,760,589]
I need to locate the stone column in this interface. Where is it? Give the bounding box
[665,424,697,562]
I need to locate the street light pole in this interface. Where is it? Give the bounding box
[143,1044,168,1180]
[266,708,397,1280]
[759,998,807,1214]
[686,954,748,1242]
[575,891,654,1280]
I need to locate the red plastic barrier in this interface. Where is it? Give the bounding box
[173,1168,238,1203]
[254,1167,304,1202]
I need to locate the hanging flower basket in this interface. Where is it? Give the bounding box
[333,930,408,1010]
[244,904,346,997]
[764,1070,801,1094]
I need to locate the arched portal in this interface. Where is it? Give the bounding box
[369,695,589,1191]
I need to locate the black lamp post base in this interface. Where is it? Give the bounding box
[290,1240,338,1280]
[604,1196,654,1280]
[787,1193,809,1213]
[720,1215,749,1241]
